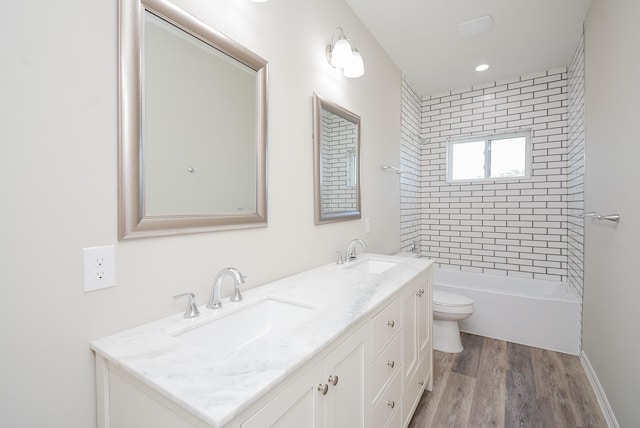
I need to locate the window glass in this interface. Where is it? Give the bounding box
[447,132,529,182]
[451,140,485,180]
[489,137,526,178]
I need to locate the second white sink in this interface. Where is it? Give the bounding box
[174,297,314,355]
[347,258,398,274]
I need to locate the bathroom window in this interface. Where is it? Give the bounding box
[446,132,531,182]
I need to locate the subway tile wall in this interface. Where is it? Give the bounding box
[320,109,358,213]
[400,77,423,254]
[401,67,574,281]
[567,34,586,341]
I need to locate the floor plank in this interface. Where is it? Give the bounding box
[430,371,476,428]
[451,333,484,378]
[408,333,607,428]
[531,347,577,428]
[504,341,543,428]
[557,352,608,428]
[467,336,506,428]
[505,366,541,428]
[408,350,457,427]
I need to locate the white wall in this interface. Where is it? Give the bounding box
[0,1,401,426]
[583,0,640,426]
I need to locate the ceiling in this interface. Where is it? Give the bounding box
[345,0,592,96]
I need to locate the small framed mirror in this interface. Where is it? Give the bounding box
[312,93,361,224]
[119,0,267,239]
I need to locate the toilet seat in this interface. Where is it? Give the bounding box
[433,290,473,306]
[433,290,474,314]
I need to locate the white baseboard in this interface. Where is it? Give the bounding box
[580,351,620,428]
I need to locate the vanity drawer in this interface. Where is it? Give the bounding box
[371,333,401,402]
[372,371,402,428]
[371,297,402,357]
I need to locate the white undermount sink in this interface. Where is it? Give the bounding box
[347,258,398,274]
[174,297,314,355]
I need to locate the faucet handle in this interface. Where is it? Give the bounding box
[230,273,246,302]
[230,287,243,303]
[336,251,344,265]
[174,292,200,319]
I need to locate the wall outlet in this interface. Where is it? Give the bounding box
[83,245,116,292]
[365,217,371,234]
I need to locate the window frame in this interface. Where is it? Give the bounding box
[445,131,532,183]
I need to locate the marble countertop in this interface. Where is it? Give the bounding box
[90,253,432,428]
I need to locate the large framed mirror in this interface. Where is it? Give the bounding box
[312,93,361,224]
[119,0,268,239]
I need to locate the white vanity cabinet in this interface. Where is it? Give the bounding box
[240,323,371,428]
[91,255,433,428]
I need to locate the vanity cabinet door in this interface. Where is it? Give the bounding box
[241,361,325,428]
[401,270,432,427]
[323,323,371,428]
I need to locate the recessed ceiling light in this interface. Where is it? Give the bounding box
[475,64,490,72]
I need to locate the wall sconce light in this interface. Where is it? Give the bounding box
[326,28,365,78]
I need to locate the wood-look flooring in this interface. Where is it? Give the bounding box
[408,333,607,428]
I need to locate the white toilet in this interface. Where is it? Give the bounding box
[432,289,474,353]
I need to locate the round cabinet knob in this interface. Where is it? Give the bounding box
[387,320,395,328]
[387,400,395,409]
[386,360,395,368]
[328,375,339,386]
[417,379,424,386]
[317,384,329,395]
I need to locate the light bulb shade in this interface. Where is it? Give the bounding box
[331,37,353,68]
[344,50,364,78]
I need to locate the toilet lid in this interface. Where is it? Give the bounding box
[433,290,473,307]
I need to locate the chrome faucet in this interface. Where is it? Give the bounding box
[207,267,246,309]
[345,239,367,262]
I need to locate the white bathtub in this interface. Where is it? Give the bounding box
[433,267,581,355]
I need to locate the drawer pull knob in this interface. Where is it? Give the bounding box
[417,379,424,386]
[318,384,329,395]
[416,289,425,297]
[387,400,395,409]
[386,360,395,368]
[328,375,339,386]
[387,320,395,328]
